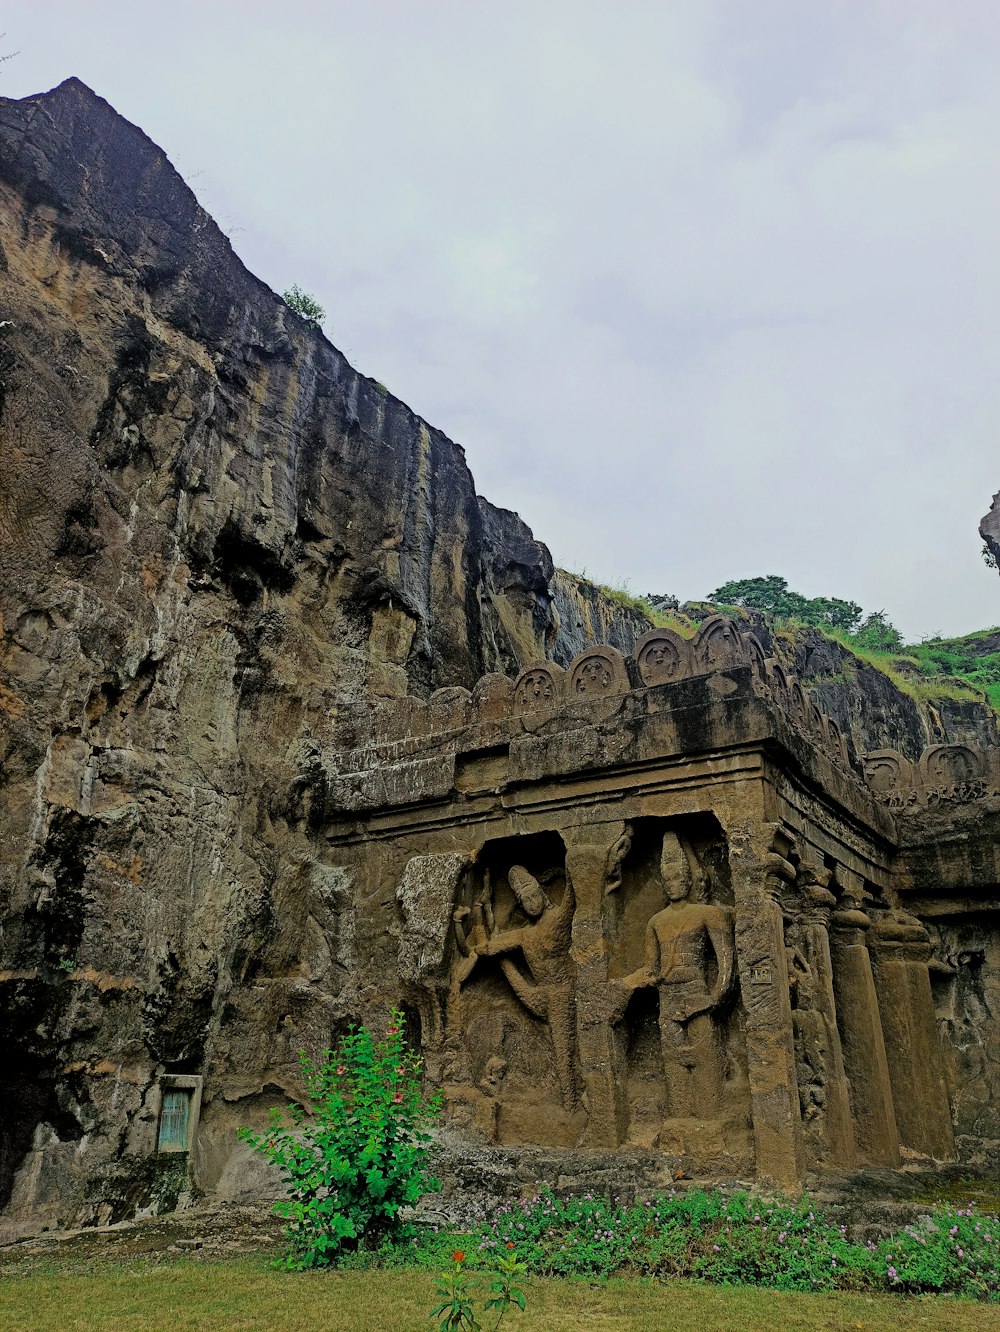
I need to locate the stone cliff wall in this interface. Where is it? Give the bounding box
[0,80,997,1233]
[0,79,637,1230]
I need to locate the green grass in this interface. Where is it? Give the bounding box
[556,571,699,637]
[2,1258,998,1331]
[823,629,993,707]
[556,567,1000,713]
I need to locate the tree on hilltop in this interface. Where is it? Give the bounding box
[708,575,863,632]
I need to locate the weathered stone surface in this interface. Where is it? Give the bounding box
[0,79,998,1234]
[0,78,640,1235]
[980,490,1000,568]
[396,854,470,983]
[325,632,997,1188]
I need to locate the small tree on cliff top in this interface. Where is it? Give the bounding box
[709,574,863,632]
[282,283,325,326]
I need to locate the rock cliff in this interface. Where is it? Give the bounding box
[1,80,997,1232]
[0,78,638,1229]
[981,491,1000,567]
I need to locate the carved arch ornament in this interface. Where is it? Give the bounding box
[337,616,976,788]
[338,615,868,777]
[863,744,997,808]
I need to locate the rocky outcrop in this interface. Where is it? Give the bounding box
[1,79,997,1233]
[0,78,608,1232]
[550,572,654,665]
[980,491,1000,568]
[715,619,999,759]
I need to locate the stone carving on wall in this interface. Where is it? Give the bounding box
[569,647,630,699]
[440,848,581,1135]
[864,744,998,808]
[512,664,563,713]
[863,750,916,808]
[613,832,736,1123]
[634,629,691,686]
[448,878,495,1030]
[474,865,579,1112]
[920,744,990,804]
[694,616,748,672]
[786,942,830,1124]
[332,619,864,802]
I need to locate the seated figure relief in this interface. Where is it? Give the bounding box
[614,832,736,1121]
[450,864,579,1113]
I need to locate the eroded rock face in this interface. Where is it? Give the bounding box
[981,491,1000,568]
[0,78,624,1233]
[0,80,997,1234]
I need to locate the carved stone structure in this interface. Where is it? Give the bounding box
[318,623,1000,1187]
[2,80,1000,1233]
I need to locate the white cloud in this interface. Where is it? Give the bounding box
[5,0,1000,638]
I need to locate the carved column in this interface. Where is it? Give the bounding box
[829,868,899,1165]
[794,866,856,1167]
[562,824,629,1148]
[728,825,805,1189]
[869,913,955,1160]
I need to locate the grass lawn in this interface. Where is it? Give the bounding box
[1,1258,997,1331]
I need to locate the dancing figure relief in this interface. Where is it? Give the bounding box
[615,832,736,1120]
[449,863,580,1113]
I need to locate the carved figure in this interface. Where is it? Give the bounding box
[475,865,579,1112]
[448,877,495,1032]
[786,943,830,1122]
[617,834,735,1119]
[478,1055,508,1097]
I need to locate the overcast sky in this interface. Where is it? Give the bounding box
[4,2,1000,639]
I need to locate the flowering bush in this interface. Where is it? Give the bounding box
[871,1206,998,1301]
[432,1247,527,1331]
[468,1187,999,1300]
[238,1009,441,1268]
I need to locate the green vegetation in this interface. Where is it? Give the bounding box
[709,575,864,632]
[559,565,1000,713]
[433,1247,527,1330]
[7,1259,1000,1332]
[466,1188,998,1302]
[820,629,996,707]
[282,284,325,326]
[238,1011,440,1268]
[702,575,1000,709]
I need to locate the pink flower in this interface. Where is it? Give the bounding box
[392,1090,403,1103]
[386,1025,400,1036]
[336,1065,347,1076]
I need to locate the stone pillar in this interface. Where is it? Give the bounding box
[829,868,899,1166]
[869,913,955,1160]
[728,825,805,1189]
[562,824,629,1148]
[795,867,856,1167]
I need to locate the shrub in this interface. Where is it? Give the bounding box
[467,1187,999,1300]
[282,284,325,326]
[432,1247,527,1331]
[238,1010,441,1268]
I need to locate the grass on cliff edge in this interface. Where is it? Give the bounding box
[560,567,1000,713]
[3,1259,998,1332]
